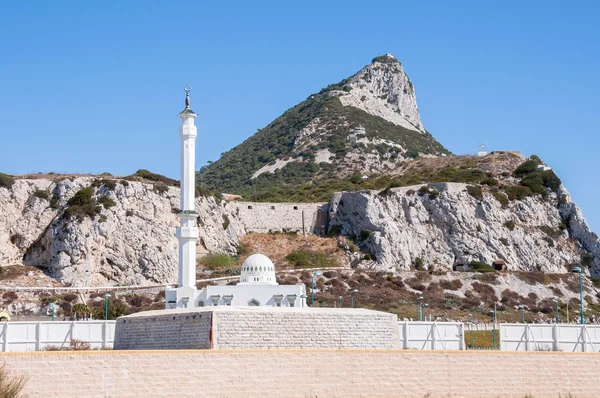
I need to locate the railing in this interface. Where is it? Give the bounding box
[0,321,116,352]
[398,321,465,350]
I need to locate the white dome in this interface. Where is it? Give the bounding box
[238,254,278,285]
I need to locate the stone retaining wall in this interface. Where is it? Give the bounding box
[213,308,400,349]
[227,201,328,234]
[2,350,599,397]
[114,311,212,350]
[113,307,400,350]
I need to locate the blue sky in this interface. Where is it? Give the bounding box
[0,1,598,229]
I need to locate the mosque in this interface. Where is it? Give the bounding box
[164,87,305,309]
[114,88,400,351]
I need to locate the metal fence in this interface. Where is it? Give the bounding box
[0,321,116,352]
[500,323,600,352]
[398,321,465,350]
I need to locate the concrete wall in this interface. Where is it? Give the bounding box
[114,311,212,350]
[2,350,600,397]
[113,307,400,350]
[227,202,328,234]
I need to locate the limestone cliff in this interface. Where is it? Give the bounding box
[328,183,600,277]
[0,177,242,286]
[0,176,327,287]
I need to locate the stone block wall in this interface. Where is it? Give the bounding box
[213,309,400,349]
[114,311,212,350]
[2,350,600,397]
[113,307,400,350]
[227,202,328,234]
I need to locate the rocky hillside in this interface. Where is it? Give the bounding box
[197,54,450,199]
[1,151,599,288]
[0,174,243,286]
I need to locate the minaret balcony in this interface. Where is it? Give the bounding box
[176,226,199,239]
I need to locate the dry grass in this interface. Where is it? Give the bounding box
[465,331,496,349]
[0,363,28,398]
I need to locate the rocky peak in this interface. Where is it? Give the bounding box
[196,55,448,197]
[334,53,424,133]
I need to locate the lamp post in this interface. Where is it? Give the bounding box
[489,309,496,349]
[572,266,584,324]
[415,295,423,320]
[468,313,474,349]
[49,302,55,321]
[350,289,358,308]
[103,293,111,320]
[312,271,321,308]
[300,293,307,308]
[552,298,559,324]
[421,303,429,321]
[338,296,343,308]
[518,305,525,323]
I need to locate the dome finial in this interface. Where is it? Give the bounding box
[184,85,192,109]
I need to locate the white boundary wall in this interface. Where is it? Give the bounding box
[0,321,115,352]
[398,321,465,350]
[2,320,464,352]
[500,323,600,352]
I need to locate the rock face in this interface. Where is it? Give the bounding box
[338,54,424,133]
[328,183,600,277]
[0,177,242,286]
[0,177,325,287]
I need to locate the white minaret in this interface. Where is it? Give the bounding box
[166,86,199,309]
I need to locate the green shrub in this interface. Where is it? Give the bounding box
[504,185,532,200]
[514,160,540,177]
[558,221,568,231]
[63,187,101,221]
[132,169,178,186]
[500,237,509,246]
[414,257,425,271]
[67,187,94,207]
[102,180,117,191]
[0,173,15,189]
[360,229,372,240]
[98,196,116,209]
[199,254,237,270]
[493,192,509,208]
[417,186,429,196]
[236,242,251,256]
[125,210,134,217]
[404,150,419,159]
[540,225,562,239]
[285,250,336,268]
[481,177,498,186]
[504,220,515,231]
[222,215,230,230]
[49,194,59,209]
[581,252,594,268]
[153,182,169,194]
[468,261,495,273]
[466,185,483,200]
[33,189,49,199]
